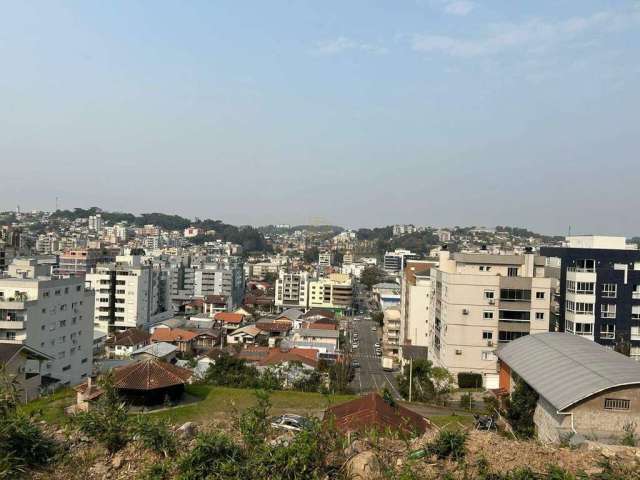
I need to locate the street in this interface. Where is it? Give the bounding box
[347,316,402,399]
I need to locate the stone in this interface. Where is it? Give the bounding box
[345,451,380,480]
[112,454,123,469]
[177,421,198,439]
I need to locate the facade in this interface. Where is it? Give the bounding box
[429,249,552,387]
[57,247,120,276]
[275,271,309,310]
[497,333,640,444]
[318,252,332,268]
[382,307,401,359]
[86,255,168,334]
[0,258,95,387]
[399,261,437,351]
[540,236,640,358]
[88,214,103,232]
[308,273,353,314]
[193,263,244,309]
[383,249,419,275]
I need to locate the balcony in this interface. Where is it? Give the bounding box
[0,320,25,329]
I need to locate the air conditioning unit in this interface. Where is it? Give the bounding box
[488,299,495,305]
[455,349,463,355]
[462,309,470,315]
[487,340,493,347]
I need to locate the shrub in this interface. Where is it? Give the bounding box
[428,430,467,461]
[505,376,538,439]
[620,421,637,447]
[237,390,272,449]
[460,392,473,410]
[177,432,245,480]
[131,416,177,457]
[458,372,483,389]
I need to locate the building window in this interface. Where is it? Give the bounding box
[500,289,531,301]
[6,332,16,340]
[481,350,496,361]
[601,304,616,319]
[536,292,545,299]
[575,322,593,335]
[576,282,595,295]
[483,311,494,320]
[507,267,518,277]
[573,259,596,272]
[484,291,495,300]
[604,398,630,410]
[600,324,615,340]
[602,283,617,298]
[482,331,493,340]
[632,306,640,320]
[535,312,545,320]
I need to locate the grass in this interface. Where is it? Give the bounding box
[429,414,475,430]
[20,388,75,425]
[148,385,356,424]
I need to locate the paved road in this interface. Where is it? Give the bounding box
[348,317,402,399]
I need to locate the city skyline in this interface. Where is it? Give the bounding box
[2,1,639,234]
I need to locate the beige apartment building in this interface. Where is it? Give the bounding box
[399,260,438,353]
[308,273,353,315]
[429,249,553,388]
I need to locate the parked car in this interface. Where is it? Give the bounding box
[374,342,380,348]
[352,360,360,368]
[270,414,311,432]
[371,326,377,332]
[375,350,382,357]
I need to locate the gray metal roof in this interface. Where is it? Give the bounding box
[453,253,545,266]
[496,333,640,411]
[132,342,177,358]
[297,328,340,338]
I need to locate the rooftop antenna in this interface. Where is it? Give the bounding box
[55,196,59,211]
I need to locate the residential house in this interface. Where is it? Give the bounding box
[131,342,178,362]
[0,344,53,402]
[150,328,198,353]
[105,328,151,358]
[291,328,340,353]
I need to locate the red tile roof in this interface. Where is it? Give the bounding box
[259,347,319,368]
[113,359,192,390]
[325,393,429,435]
[204,295,227,305]
[255,321,291,333]
[107,328,150,347]
[151,328,198,343]
[214,312,244,324]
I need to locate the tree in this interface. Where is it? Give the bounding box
[303,246,320,264]
[506,376,539,438]
[361,266,384,290]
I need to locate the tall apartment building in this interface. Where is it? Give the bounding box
[308,273,353,314]
[399,261,437,351]
[88,214,103,232]
[57,247,120,276]
[342,252,354,266]
[541,236,640,359]
[429,249,552,388]
[36,234,60,255]
[193,262,244,309]
[384,249,419,275]
[393,224,417,236]
[86,256,167,334]
[0,258,94,387]
[383,307,402,358]
[275,271,309,310]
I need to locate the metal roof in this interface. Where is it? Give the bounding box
[132,342,177,358]
[297,328,340,338]
[496,333,640,412]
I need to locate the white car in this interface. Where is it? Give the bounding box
[371,326,377,332]
[374,342,380,348]
[270,414,311,432]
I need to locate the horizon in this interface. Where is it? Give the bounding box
[2,1,639,235]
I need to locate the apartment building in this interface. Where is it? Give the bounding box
[86,255,168,334]
[0,258,94,387]
[193,263,244,309]
[35,234,60,255]
[382,307,402,358]
[399,260,437,350]
[88,214,103,232]
[318,252,332,268]
[429,249,552,388]
[57,247,120,276]
[393,224,417,236]
[541,236,640,358]
[167,262,196,308]
[383,249,419,275]
[275,271,309,310]
[308,273,353,314]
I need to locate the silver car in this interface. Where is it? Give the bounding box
[270,414,311,432]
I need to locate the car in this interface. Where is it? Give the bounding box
[351,360,360,368]
[352,343,359,349]
[371,326,377,332]
[375,350,382,357]
[374,342,380,348]
[270,414,311,432]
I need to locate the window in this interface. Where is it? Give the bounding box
[500,289,531,301]
[575,302,594,315]
[498,331,528,343]
[499,310,531,321]
[601,304,616,319]
[600,324,615,339]
[482,331,493,340]
[484,291,495,300]
[54,289,61,296]
[481,350,496,361]
[535,312,545,320]
[43,291,50,297]
[575,322,593,335]
[59,320,66,327]
[507,267,518,277]
[536,292,545,299]
[6,332,16,340]
[483,311,494,319]
[602,283,617,298]
[633,306,640,320]
[604,398,630,410]
[576,282,595,295]
[573,259,596,272]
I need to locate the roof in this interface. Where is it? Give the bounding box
[131,342,178,358]
[278,308,304,321]
[325,393,428,435]
[107,328,150,347]
[453,252,546,266]
[305,322,337,331]
[204,294,227,305]
[236,346,270,362]
[302,308,335,320]
[229,325,264,337]
[113,359,192,390]
[496,333,640,411]
[297,328,340,339]
[0,343,53,363]
[214,312,244,324]
[74,380,104,401]
[151,328,198,343]
[255,321,292,333]
[259,347,319,368]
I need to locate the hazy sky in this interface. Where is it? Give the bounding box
[1,1,639,234]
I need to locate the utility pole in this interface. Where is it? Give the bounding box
[408,357,413,402]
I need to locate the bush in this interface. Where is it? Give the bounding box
[177,432,245,480]
[506,376,538,439]
[457,372,483,389]
[131,416,177,456]
[428,430,467,461]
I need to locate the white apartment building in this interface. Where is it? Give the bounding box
[88,214,103,232]
[193,263,244,309]
[35,234,60,255]
[383,307,402,358]
[86,255,167,335]
[429,249,552,388]
[399,261,437,353]
[0,258,94,387]
[384,249,419,275]
[318,252,332,268]
[275,271,309,310]
[308,273,353,315]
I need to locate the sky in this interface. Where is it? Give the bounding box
[1,1,639,235]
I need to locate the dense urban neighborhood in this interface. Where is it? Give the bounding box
[2,208,640,478]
